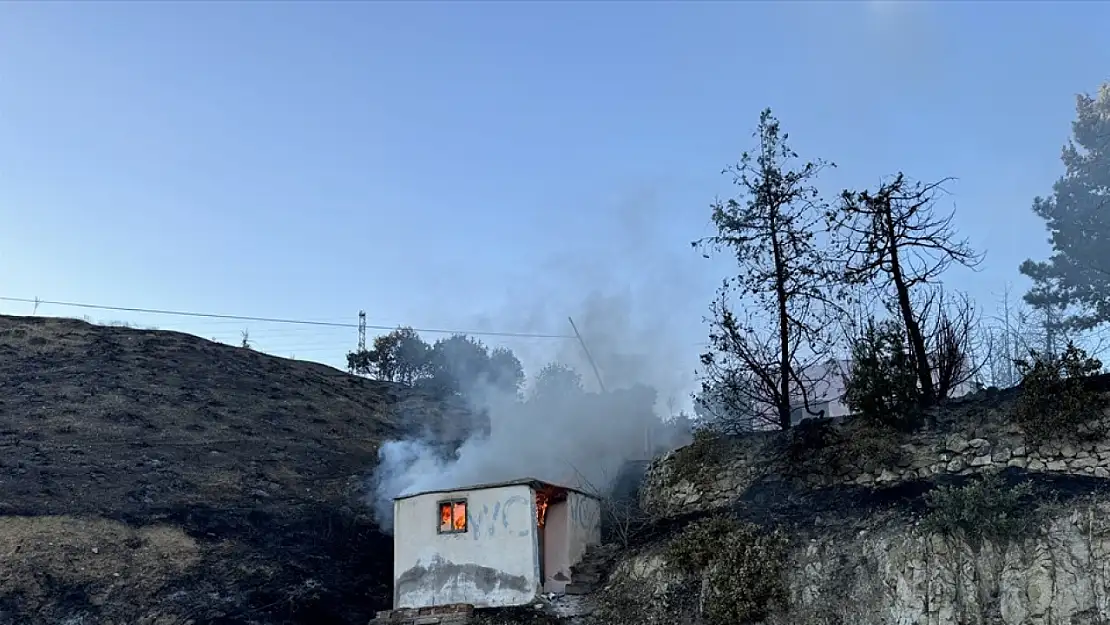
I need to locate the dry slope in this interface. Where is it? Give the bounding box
[0,315,469,625]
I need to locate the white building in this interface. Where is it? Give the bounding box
[698,359,981,431]
[391,478,602,610]
[788,359,978,426]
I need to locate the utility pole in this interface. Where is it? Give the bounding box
[567,316,655,459]
[357,310,367,353]
[568,316,604,393]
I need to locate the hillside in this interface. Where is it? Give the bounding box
[593,382,1110,625]
[0,315,470,625]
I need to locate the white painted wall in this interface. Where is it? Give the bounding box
[393,484,541,609]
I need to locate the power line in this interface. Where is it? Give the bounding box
[0,296,576,340]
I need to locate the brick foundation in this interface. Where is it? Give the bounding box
[370,603,474,625]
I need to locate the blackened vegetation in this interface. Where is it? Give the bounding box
[783,417,902,472]
[0,582,97,625]
[0,315,479,625]
[472,606,565,625]
[161,503,392,625]
[1,497,394,625]
[600,460,653,547]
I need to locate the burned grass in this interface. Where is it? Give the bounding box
[0,315,466,624]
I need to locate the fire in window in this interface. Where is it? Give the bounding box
[438,500,467,534]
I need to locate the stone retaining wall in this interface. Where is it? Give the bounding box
[641,402,1110,519]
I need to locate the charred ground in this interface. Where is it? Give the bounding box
[0,315,473,625]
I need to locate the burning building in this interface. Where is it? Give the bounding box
[390,478,601,611]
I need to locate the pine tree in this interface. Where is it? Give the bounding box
[1021,82,1110,330]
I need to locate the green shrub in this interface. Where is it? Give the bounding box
[1014,342,1105,442]
[921,473,1035,546]
[664,515,740,572]
[844,318,922,431]
[665,516,788,623]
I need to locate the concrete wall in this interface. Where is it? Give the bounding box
[541,500,570,593]
[392,484,540,609]
[566,491,601,573]
[538,493,600,593]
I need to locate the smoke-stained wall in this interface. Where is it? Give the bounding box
[392,483,540,610]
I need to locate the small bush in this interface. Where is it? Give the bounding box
[787,418,902,475]
[664,515,740,572]
[843,421,903,470]
[1014,342,1105,443]
[921,473,1035,546]
[844,318,922,431]
[597,576,697,625]
[665,516,788,623]
[786,417,838,461]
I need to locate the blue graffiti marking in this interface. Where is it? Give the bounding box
[569,496,600,529]
[464,494,531,540]
[502,495,530,536]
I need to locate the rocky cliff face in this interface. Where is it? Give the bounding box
[601,494,1110,625]
[587,388,1110,625]
[641,390,1110,521]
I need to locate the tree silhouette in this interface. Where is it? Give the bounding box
[694,108,839,430]
[1021,82,1110,330]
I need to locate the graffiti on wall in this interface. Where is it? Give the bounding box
[569,494,600,530]
[467,494,531,541]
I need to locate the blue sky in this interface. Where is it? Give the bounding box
[1,1,1108,399]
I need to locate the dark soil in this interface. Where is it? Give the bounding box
[0,315,473,625]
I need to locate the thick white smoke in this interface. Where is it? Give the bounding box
[367,354,683,532]
[366,186,711,533]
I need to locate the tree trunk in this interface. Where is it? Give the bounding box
[884,210,935,405]
[771,223,793,430]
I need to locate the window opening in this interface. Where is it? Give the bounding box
[438,499,468,534]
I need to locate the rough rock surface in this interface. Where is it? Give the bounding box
[603,496,1110,625]
[597,383,1110,625]
[641,389,1110,520]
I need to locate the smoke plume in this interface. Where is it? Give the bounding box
[367,185,709,533]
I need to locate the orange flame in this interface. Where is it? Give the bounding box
[452,502,467,531]
[536,492,550,528]
[439,502,467,532]
[439,503,452,532]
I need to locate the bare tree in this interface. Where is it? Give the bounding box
[975,285,1081,389]
[923,290,984,400]
[571,465,652,549]
[694,109,841,431]
[832,173,983,406]
[978,285,1048,388]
